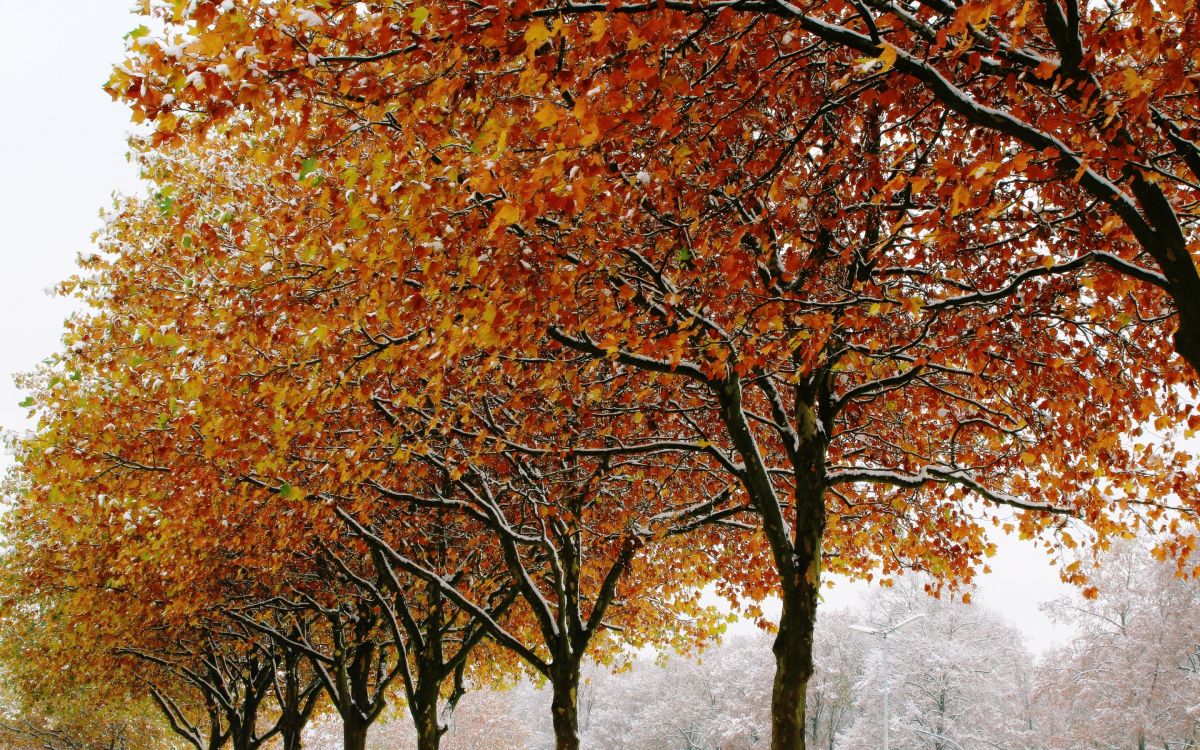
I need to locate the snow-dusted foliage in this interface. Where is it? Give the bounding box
[840,579,1038,750]
[579,634,774,750]
[1035,540,1200,749]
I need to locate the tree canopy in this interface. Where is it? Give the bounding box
[2,2,1199,750]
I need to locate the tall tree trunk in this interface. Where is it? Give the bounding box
[279,667,303,750]
[231,705,257,750]
[280,719,303,750]
[550,660,581,750]
[410,691,442,750]
[342,716,369,750]
[231,726,252,750]
[770,525,823,750]
[770,390,828,750]
[772,592,815,750]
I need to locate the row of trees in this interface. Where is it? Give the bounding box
[306,545,1200,750]
[12,540,1188,750]
[2,2,1199,750]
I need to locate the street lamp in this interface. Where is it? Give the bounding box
[849,613,927,750]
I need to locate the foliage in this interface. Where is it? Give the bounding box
[4,1,1200,749]
[1036,539,1200,749]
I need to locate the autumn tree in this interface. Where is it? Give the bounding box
[0,458,330,750]
[0,676,172,750]
[338,355,745,750]
[229,514,519,750]
[116,0,1200,373]
[117,625,284,750]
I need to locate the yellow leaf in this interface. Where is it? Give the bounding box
[533,103,559,129]
[856,43,898,73]
[411,7,430,32]
[524,20,552,49]
[495,203,520,226]
[950,184,971,216]
[589,15,609,43]
[875,43,898,72]
[578,121,601,148]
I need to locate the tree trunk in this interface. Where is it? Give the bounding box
[342,717,369,750]
[232,728,252,750]
[280,720,303,750]
[231,708,257,750]
[279,647,312,750]
[771,574,821,750]
[770,392,828,750]
[550,661,581,750]
[715,371,828,750]
[411,693,442,750]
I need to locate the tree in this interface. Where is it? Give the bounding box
[255,521,518,750]
[1036,539,1200,749]
[117,626,283,750]
[337,356,742,750]
[842,578,1039,750]
[0,679,172,750]
[5,135,740,750]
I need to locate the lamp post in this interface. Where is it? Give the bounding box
[849,613,926,750]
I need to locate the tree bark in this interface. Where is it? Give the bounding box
[411,692,442,750]
[771,382,830,750]
[771,594,817,750]
[279,669,303,750]
[277,648,316,750]
[231,727,253,750]
[280,719,303,750]
[550,661,581,750]
[342,717,369,750]
[770,490,825,750]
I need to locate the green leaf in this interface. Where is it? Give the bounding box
[299,157,319,180]
[155,190,176,217]
[18,397,34,408]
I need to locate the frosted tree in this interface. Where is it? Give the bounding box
[1036,539,1200,750]
[805,611,866,750]
[841,580,1038,750]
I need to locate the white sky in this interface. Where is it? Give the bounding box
[0,2,1076,654]
[0,1,141,438]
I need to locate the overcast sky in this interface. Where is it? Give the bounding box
[0,1,1075,653]
[0,2,141,437]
